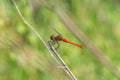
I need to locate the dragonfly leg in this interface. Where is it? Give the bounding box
[55,41,60,50]
[48,40,56,48]
[48,40,59,50]
[48,41,54,47]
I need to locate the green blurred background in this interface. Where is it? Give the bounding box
[0,0,120,80]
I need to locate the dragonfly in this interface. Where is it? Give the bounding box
[48,28,83,49]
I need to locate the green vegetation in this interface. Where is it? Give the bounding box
[0,0,120,80]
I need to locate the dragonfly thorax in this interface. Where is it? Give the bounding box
[50,35,63,41]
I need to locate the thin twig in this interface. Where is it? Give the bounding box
[11,0,77,80]
[11,0,59,64]
[48,41,77,80]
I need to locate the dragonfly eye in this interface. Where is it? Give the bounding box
[50,35,55,40]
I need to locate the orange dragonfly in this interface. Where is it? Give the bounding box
[48,29,83,49]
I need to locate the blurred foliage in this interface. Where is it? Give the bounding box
[0,0,120,80]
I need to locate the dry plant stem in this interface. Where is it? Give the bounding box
[54,7,120,79]
[11,0,77,80]
[11,0,120,79]
[48,42,77,80]
[11,0,59,64]
[38,0,120,79]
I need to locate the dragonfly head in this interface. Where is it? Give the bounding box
[50,35,56,40]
